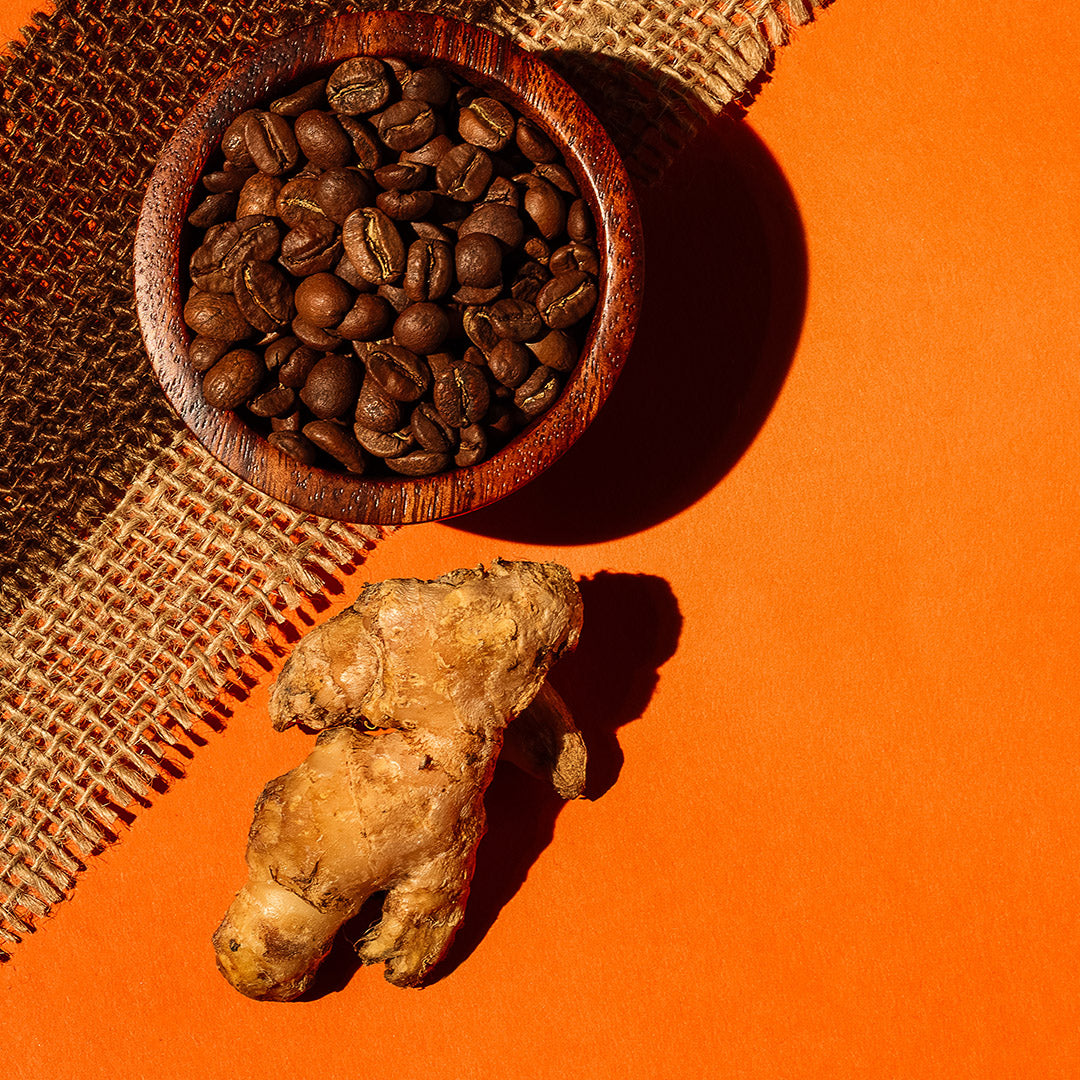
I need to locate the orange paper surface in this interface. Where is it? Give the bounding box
[5,3,1080,1077]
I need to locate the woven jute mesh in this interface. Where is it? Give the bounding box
[0,0,825,956]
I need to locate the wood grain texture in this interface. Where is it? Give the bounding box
[133,11,643,525]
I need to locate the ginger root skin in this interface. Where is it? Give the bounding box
[213,560,583,999]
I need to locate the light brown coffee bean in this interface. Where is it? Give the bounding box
[294,110,353,169]
[393,302,450,354]
[336,293,393,341]
[536,271,598,329]
[458,96,514,151]
[513,364,561,418]
[270,79,327,117]
[268,430,318,464]
[366,344,431,402]
[233,260,294,332]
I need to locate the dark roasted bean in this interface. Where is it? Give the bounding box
[404,237,454,302]
[202,349,264,409]
[184,292,252,342]
[536,270,597,329]
[315,168,373,224]
[342,206,406,284]
[386,449,451,476]
[299,353,362,418]
[336,293,393,341]
[303,419,367,473]
[293,272,354,329]
[294,110,353,169]
[366,344,431,402]
[278,222,342,276]
[515,118,558,163]
[393,302,450,354]
[354,373,403,433]
[436,143,492,202]
[245,111,300,175]
[327,58,391,115]
[268,430,318,464]
[354,423,414,457]
[433,362,490,426]
[233,260,294,332]
[270,79,328,117]
[513,364,561,418]
[458,96,514,151]
[373,100,437,152]
[247,385,297,417]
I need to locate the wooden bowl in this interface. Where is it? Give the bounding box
[134,12,643,525]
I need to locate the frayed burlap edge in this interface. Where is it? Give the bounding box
[0,430,383,955]
[0,0,827,956]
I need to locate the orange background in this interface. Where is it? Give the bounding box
[4,2,1080,1077]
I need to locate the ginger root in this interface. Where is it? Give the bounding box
[213,560,584,1000]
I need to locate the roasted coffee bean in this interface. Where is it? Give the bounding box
[458,96,514,151]
[549,240,600,276]
[202,349,264,409]
[354,422,414,457]
[202,167,256,193]
[489,298,543,342]
[354,373,402,432]
[436,143,492,202]
[510,260,550,303]
[519,174,566,240]
[567,198,593,241]
[457,202,524,248]
[299,353,362,418]
[377,283,411,313]
[221,110,258,166]
[188,190,237,228]
[327,58,391,115]
[294,110,353,169]
[245,111,300,175]
[513,364,561,418]
[454,232,502,288]
[264,335,300,371]
[461,305,501,354]
[184,292,252,342]
[234,260,294,332]
[373,100,437,152]
[342,206,406,284]
[247,385,297,417]
[190,215,281,292]
[483,175,519,208]
[292,316,343,352]
[527,328,578,372]
[453,283,502,306]
[394,302,450,354]
[268,430,318,464]
[433,362,490,426]
[303,419,367,473]
[487,338,532,388]
[410,401,456,453]
[404,238,453,302]
[533,162,579,195]
[374,162,428,191]
[336,293,393,341]
[401,134,454,166]
[337,115,382,168]
[454,423,487,467]
[515,118,558,163]
[279,222,342,277]
[386,449,451,476]
[401,66,452,106]
[293,272,354,329]
[276,177,330,230]
[271,411,301,432]
[523,237,551,264]
[376,188,435,222]
[236,173,283,219]
[315,168,373,224]
[334,253,371,290]
[366,344,431,402]
[278,345,320,388]
[270,79,328,117]
[536,270,597,329]
[189,335,232,372]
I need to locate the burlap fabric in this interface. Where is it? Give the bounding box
[0,0,825,956]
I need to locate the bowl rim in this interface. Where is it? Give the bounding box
[133,10,643,525]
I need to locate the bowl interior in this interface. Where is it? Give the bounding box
[134,11,643,525]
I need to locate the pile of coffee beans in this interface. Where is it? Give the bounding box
[182,54,600,477]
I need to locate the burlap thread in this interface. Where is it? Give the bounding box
[0,0,826,956]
